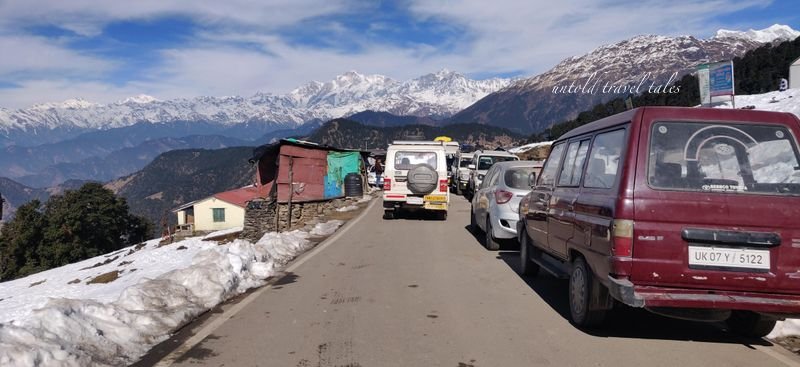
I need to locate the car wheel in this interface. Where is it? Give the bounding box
[470,206,479,232]
[456,184,462,196]
[438,211,448,221]
[383,210,394,220]
[518,229,540,276]
[485,217,500,250]
[726,311,777,338]
[569,257,608,328]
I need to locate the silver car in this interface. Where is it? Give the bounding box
[470,161,542,250]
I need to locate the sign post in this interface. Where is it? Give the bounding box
[698,61,735,108]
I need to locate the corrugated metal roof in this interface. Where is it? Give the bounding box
[213,186,262,208]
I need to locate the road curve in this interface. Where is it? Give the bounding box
[156,195,799,367]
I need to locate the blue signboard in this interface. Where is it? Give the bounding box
[709,62,733,97]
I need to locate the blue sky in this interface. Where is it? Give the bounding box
[0,0,797,108]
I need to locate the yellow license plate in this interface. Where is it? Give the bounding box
[424,195,446,202]
[425,203,447,210]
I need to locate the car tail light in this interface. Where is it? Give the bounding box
[612,219,634,257]
[439,179,448,192]
[494,190,513,204]
[383,178,391,191]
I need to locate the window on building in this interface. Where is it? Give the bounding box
[212,208,226,222]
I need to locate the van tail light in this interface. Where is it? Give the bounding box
[494,190,514,204]
[612,219,634,257]
[439,179,448,192]
[383,178,391,191]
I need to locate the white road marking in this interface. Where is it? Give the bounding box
[152,198,379,367]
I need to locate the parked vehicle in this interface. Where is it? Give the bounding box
[470,161,543,250]
[451,152,475,195]
[383,141,450,220]
[517,106,800,336]
[466,150,520,199]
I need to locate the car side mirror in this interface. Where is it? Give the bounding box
[528,172,537,187]
[468,164,476,170]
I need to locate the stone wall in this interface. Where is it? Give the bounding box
[241,197,357,241]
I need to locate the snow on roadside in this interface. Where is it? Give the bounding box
[0,221,343,366]
[336,205,359,212]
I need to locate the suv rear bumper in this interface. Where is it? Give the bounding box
[608,276,800,315]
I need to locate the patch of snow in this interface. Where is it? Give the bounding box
[0,220,344,366]
[509,141,553,154]
[310,220,343,237]
[336,205,359,212]
[202,226,243,239]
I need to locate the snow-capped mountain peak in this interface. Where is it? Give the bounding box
[714,24,800,43]
[120,94,159,104]
[31,98,97,111]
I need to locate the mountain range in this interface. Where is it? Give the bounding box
[0,70,510,147]
[451,24,800,133]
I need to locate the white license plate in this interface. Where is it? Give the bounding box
[407,196,423,205]
[688,245,770,270]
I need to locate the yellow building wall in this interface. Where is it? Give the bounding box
[192,197,245,231]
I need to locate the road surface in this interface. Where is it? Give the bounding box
[147,195,800,367]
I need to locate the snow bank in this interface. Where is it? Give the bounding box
[717,88,800,117]
[0,221,343,366]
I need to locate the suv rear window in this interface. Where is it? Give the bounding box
[649,121,800,195]
[477,155,518,170]
[394,151,438,170]
[459,158,473,167]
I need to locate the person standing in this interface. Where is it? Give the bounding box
[375,158,384,188]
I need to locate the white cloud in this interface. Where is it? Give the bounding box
[0,0,354,35]
[0,0,783,109]
[0,35,114,77]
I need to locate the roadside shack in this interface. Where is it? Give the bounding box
[241,139,368,240]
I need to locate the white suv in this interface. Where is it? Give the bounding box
[383,141,450,220]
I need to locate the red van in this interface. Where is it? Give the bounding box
[517,106,800,336]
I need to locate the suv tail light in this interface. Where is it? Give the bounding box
[494,190,513,204]
[612,219,634,257]
[383,178,391,191]
[439,179,448,192]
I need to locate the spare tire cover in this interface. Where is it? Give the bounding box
[407,164,439,194]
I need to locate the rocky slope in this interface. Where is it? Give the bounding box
[450,24,800,133]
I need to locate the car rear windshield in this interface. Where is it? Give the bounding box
[394,151,438,170]
[477,155,518,170]
[504,167,536,189]
[648,121,800,195]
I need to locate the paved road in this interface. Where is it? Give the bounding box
[162,195,799,367]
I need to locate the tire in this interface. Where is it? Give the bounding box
[470,206,479,232]
[407,164,438,195]
[438,211,448,221]
[456,184,463,196]
[726,311,777,338]
[485,217,500,250]
[383,210,394,220]
[518,229,540,276]
[569,257,608,328]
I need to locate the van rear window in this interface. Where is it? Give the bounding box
[394,151,438,170]
[648,121,800,195]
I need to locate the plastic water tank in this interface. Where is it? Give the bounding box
[344,173,363,198]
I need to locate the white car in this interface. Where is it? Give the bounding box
[383,141,450,220]
[470,160,542,250]
[451,152,474,195]
[466,150,520,199]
